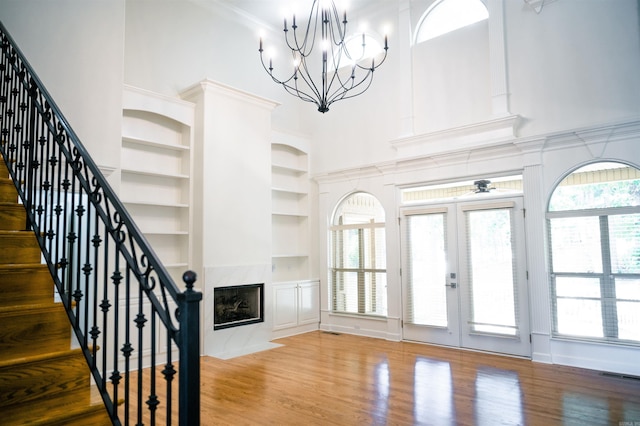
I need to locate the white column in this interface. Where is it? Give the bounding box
[398,0,414,137]
[487,0,511,117]
[182,80,278,268]
[518,138,552,363]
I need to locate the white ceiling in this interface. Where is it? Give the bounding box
[212,0,396,31]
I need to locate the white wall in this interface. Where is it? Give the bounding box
[0,0,125,172]
[309,0,640,175]
[123,0,313,138]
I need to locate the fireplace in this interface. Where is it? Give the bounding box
[213,283,264,330]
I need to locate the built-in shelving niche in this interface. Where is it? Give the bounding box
[121,86,195,288]
[271,141,311,283]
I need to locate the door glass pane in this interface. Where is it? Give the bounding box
[549,217,603,273]
[466,209,517,335]
[406,214,448,327]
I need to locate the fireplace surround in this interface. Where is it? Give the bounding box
[213,283,264,330]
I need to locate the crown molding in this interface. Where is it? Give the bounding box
[314,117,640,186]
[390,115,521,159]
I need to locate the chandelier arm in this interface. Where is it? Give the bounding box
[286,0,319,57]
[352,49,389,71]
[281,82,321,106]
[296,55,324,102]
[264,59,322,105]
[325,71,364,104]
[259,52,299,86]
[324,73,375,110]
[327,2,347,46]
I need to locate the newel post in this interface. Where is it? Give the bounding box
[178,270,202,426]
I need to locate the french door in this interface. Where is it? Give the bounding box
[401,196,531,357]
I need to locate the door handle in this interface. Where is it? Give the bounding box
[445,282,457,289]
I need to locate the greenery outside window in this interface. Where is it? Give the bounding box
[330,192,387,316]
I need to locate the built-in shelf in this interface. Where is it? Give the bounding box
[272,211,308,217]
[272,186,307,195]
[272,253,309,258]
[122,200,189,208]
[272,163,307,174]
[164,263,189,269]
[122,136,189,151]
[121,85,195,287]
[122,168,189,179]
[271,139,311,283]
[143,231,189,236]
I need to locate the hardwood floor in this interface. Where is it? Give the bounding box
[199,331,640,425]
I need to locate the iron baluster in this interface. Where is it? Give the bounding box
[0,20,201,426]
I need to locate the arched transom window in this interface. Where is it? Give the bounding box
[415,0,489,44]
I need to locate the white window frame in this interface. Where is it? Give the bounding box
[547,162,640,345]
[329,193,387,317]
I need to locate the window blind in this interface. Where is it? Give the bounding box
[465,207,519,336]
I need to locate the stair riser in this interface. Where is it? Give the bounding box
[0,232,41,263]
[0,351,90,407]
[30,406,111,426]
[0,205,26,230]
[0,304,71,361]
[0,179,18,203]
[0,266,55,307]
[2,393,111,426]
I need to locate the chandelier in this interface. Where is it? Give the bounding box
[258,0,389,113]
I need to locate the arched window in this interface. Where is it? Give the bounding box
[547,161,640,343]
[415,0,489,44]
[330,192,387,316]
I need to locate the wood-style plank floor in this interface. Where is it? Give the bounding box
[200,331,640,425]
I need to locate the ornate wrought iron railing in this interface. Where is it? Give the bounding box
[0,21,201,426]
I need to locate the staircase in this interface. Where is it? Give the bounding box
[0,159,111,425]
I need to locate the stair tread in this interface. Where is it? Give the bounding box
[0,347,84,369]
[0,301,64,314]
[1,394,109,426]
[0,263,48,270]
